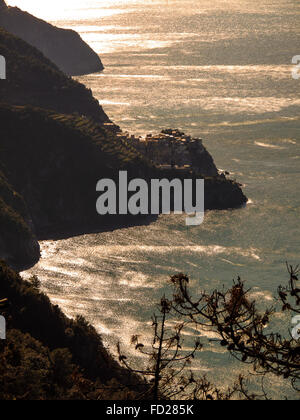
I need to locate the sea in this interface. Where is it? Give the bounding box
[8,0,300,398]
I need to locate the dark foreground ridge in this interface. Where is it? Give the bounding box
[0,0,104,76]
[0,29,247,269]
[0,261,143,399]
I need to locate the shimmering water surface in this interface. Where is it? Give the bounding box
[12,0,300,396]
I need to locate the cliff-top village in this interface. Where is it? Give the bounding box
[104,123,207,172]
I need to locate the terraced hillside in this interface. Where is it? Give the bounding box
[0,104,153,239]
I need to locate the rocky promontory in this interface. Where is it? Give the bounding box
[0,0,103,76]
[119,128,219,177]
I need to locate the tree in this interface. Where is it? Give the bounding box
[118,265,299,400]
[117,296,202,400]
[117,296,241,400]
[170,264,300,396]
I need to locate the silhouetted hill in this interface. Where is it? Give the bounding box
[0,0,103,76]
[0,28,109,124]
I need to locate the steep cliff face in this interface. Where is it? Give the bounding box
[0,1,103,76]
[188,141,218,177]
[0,29,109,124]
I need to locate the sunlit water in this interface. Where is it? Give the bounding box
[15,0,300,397]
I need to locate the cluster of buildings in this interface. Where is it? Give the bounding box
[103,123,205,170]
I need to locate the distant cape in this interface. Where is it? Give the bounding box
[0,0,104,76]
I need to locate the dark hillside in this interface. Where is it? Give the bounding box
[0,261,142,399]
[0,0,104,76]
[0,28,108,124]
[0,104,153,238]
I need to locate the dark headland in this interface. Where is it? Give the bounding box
[0,0,104,76]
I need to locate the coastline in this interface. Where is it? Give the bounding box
[37,214,159,242]
[0,0,299,401]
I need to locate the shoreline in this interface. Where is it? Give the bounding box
[22,199,248,272]
[37,214,159,242]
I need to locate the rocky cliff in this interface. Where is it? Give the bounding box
[0,0,103,76]
[131,129,219,177]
